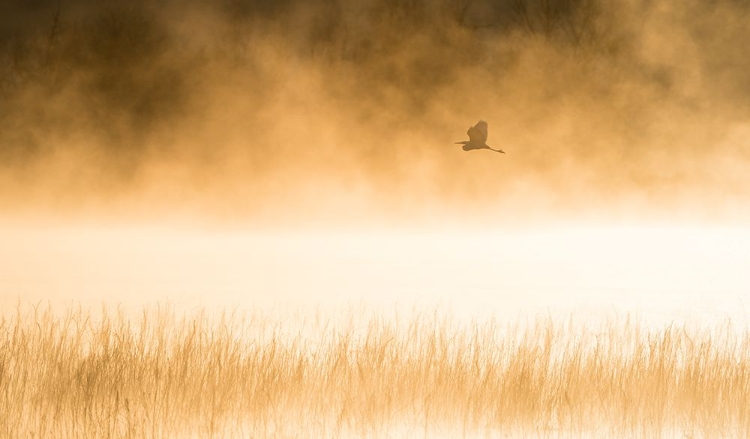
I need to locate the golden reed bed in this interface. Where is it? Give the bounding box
[1,303,748,438]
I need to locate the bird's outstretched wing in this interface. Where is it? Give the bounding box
[467,120,488,144]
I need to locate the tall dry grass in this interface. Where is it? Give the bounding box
[1,303,749,438]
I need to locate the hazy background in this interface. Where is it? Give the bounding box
[3,0,750,226]
[3,6,750,436]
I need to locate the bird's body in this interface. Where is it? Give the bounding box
[455,120,505,154]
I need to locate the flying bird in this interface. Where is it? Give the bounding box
[455,120,505,154]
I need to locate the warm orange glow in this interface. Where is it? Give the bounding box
[3,0,750,435]
[3,224,748,327]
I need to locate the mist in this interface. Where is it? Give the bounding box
[2,0,750,227]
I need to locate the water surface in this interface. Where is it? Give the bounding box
[2,224,749,325]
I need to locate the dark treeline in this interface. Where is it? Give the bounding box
[0,0,747,144]
[1,0,750,217]
[0,0,627,159]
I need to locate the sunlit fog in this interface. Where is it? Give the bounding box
[2,0,749,319]
[2,0,750,224]
[2,0,750,436]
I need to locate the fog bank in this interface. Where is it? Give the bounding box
[2,0,749,225]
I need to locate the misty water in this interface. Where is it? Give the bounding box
[3,224,749,326]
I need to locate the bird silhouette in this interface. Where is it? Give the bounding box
[455,120,505,154]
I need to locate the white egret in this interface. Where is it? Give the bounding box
[455,120,505,154]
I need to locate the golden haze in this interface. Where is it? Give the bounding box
[2,0,750,437]
[1,0,750,225]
